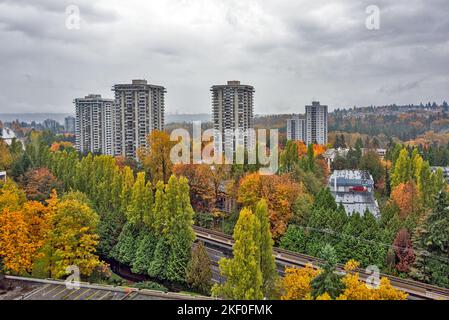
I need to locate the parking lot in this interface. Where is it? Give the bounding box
[2,276,206,300]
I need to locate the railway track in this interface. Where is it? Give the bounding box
[193,225,449,300]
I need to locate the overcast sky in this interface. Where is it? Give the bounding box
[0,0,448,115]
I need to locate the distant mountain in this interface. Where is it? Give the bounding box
[166,113,211,123]
[0,113,73,124]
[0,112,291,126]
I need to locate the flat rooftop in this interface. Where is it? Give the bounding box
[330,170,372,180]
[0,276,207,301]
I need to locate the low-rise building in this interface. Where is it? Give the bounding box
[322,148,349,168]
[328,170,380,217]
[0,128,16,146]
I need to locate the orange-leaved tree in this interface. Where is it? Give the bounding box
[173,164,216,213]
[138,130,174,185]
[390,180,421,219]
[238,172,302,238]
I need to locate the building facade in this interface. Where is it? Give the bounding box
[286,115,306,142]
[112,79,166,158]
[211,80,255,156]
[43,119,59,133]
[75,94,114,155]
[328,170,380,217]
[305,101,328,145]
[64,116,75,133]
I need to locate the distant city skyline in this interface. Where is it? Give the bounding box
[0,0,448,114]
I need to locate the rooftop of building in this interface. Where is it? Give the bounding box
[211,81,254,90]
[1,127,16,140]
[330,170,373,180]
[112,80,166,90]
[306,101,328,107]
[74,94,114,102]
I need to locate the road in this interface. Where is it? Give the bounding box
[194,225,449,300]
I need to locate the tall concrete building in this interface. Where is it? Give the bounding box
[112,79,166,158]
[211,80,254,156]
[305,101,328,145]
[43,118,59,133]
[286,115,306,142]
[75,94,114,155]
[64,116,75,133]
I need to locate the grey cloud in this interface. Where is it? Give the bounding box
[0,0,448,115]
[378,79,423,95]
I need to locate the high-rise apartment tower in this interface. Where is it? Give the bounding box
[75,94,114,155]
[211,80,254,156]
[305,101,328,145]
[286,115,306,142]
[112,79,166,158]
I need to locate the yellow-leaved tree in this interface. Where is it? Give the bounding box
[39,197,102,278]
[280,260,408,300]
[280,264,321,300]
[336,260,408,300]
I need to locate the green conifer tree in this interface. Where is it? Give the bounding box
[255,199,277,298]
[311,244,343,299]
[212,207,263,300]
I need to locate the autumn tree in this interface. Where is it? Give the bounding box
[391,148,411,188]
[173,164,216,213]
[126,172,153,225]
[0,208,36,274]
[280,264,320,300]
[212,207,263,300]
[393,229,415,273]
[255,199,277,298]
[280,259,407,300]
[20,167,63,202]
[186,242,212,295]
[337,260,407,300]
[238,172,302,238]
[42,198,102,278]
[0,179,26,211]
[279,141,299,173]
[0,140,12,171]
[390,181,421,219]
[0,192,53,275]
[138,130,173,184]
